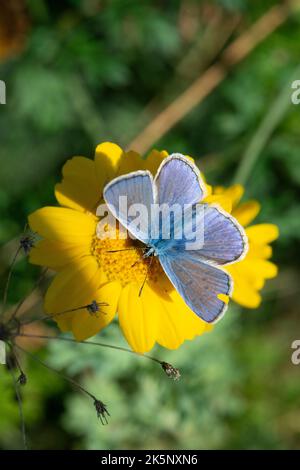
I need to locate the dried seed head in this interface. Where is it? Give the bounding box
[94,399,110,425]
[20,234,35,255]
[86,300,100,316]
[86,300,108,317]
[161,362,181,381]
[17,372,27,386]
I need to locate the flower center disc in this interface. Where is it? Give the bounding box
[92,225,163,287]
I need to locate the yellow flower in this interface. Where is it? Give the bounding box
[29,143,278,351]
[211,185,279,308]
[29,142,217,353]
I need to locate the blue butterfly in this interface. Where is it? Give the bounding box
[103,154,248,323]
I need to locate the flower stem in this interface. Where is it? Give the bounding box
[16,333,162,365]
[1,246,22,315]
[7,355,28,450]
[15,343,98,402]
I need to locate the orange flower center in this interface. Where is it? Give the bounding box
[91,225,164,287]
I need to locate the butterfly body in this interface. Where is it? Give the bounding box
[103,154,248,323]
[146,239,174,257]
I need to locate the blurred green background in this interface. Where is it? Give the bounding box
[1,0,300,450]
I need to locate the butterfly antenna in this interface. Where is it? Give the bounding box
[139,255,154,297]
[107,247,144,253]
[131,259,142,268]
[7,355,28,449]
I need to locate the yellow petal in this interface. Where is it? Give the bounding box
[204,183,212,196]
[55,157,100,213]
[29,207,96,244]
[246,224,279,244]
[204,194,232,213]
[94,142,124,189]
[144,149,169,175]
[29,239,90,270]
[148,277,173,301]
[231,276,262,308]
[183,154,195,163]
[227,257,276,294]
[247,243,272,260]
[253,277,265,290]
[218,293,229,304]
[118,282,160,353]
[44,257,106,332]
[226,263,263,308]
[238,259,278,279]
[116,150,144,176]
[72,281,121,341]
[214,184,244,208]
[157,290,212,350]
[196,166,212,196]
[232,200,261,227]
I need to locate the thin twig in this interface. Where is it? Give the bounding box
[139,12,240,121]
[233,63,300,185]
[7,356,28,450]
[127,4,290,154]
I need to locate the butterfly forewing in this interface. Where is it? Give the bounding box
[154,154,207,206]
[103,171,154,243]
[170,203,248,265]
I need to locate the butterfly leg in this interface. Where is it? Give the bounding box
[139,255,154,297]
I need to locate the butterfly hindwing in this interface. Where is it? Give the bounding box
[197,203,247,265]
[159,252,232,323]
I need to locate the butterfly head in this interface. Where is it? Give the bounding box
[143,246,156,258]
